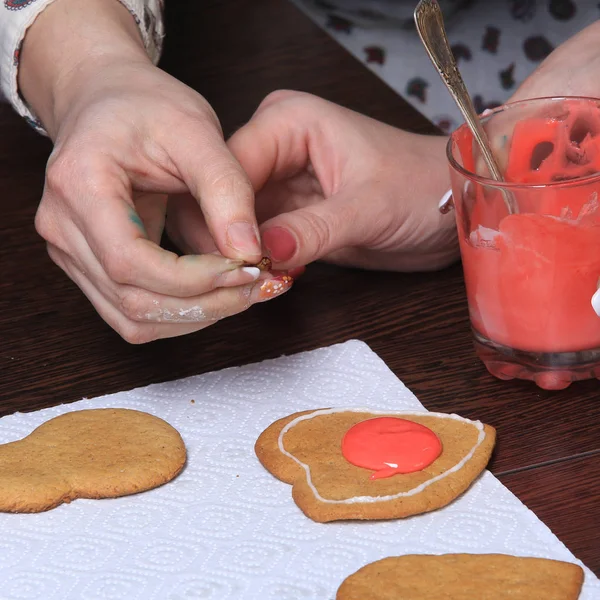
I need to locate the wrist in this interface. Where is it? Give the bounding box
[414,132,454,213]
[425,135,459,265]
[18,0,150,138]
[407,131,459,267]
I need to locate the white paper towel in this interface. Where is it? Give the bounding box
[0,340,597,600]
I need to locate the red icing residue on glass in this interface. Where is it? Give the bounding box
[505,108,600,186]
[454,100,600,353]
[341,417,442,480]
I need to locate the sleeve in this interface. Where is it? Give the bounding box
[0,0,165,134]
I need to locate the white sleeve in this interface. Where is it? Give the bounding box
[0,0,165,134]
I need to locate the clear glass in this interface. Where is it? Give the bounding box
[447,97,600,390]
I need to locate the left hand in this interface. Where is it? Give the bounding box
[18,0,277,343]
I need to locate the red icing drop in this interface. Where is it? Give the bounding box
[341,417,442,480]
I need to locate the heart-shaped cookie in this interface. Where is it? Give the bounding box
[255,408,496,522]
[0,408,186,513]
[336,554,584,600]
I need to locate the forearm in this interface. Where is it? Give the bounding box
[510,20,600,102]
[18,0,150,138]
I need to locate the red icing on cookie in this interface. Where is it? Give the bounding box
[341,417,442,480]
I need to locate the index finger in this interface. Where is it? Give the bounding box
[164,116,263,263]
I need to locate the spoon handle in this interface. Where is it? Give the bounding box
[414,0,517,213]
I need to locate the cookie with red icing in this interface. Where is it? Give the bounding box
[255,408,495,522]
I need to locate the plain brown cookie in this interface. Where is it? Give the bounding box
[255,408,495,522]
[0,408,186,513]
[336,554,584,599]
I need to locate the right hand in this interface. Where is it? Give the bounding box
[37,61,291,344]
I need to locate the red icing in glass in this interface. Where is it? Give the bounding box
[454,100,600,353]
[341,417,442,480]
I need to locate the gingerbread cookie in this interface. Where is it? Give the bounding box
[255,408,495,522]
[336,554,584,599]
[0,408,186,513]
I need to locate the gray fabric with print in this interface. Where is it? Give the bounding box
[300,0,473,28]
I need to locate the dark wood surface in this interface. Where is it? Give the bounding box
[1,0,598,579]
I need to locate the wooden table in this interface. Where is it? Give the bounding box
[1,0,598,577]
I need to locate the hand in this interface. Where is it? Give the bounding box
[19,0,289,343]
[510,21,600,102]
[170,91,458,272]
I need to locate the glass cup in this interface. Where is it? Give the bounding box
[447,96,600,390]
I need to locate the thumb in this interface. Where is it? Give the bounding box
[260,185,380,269]
[167,119,262,263]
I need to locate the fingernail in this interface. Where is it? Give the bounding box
[241,266,261,279]
[263,227,297,262]
[216,266,261,288]
[592,287,600,317]
[227,221,261,257]
[252,274,294,302]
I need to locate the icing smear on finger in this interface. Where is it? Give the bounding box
[142,302,212,323]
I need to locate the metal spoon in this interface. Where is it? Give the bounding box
[414,0,517,214]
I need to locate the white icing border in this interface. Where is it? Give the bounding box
[277,408,486,504]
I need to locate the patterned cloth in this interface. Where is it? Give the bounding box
[300,0,472,28]
[295,0,600,132]
[1,0,598,135]
[0,0,164,134]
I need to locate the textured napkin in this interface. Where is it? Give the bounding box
[0,340,597,600]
